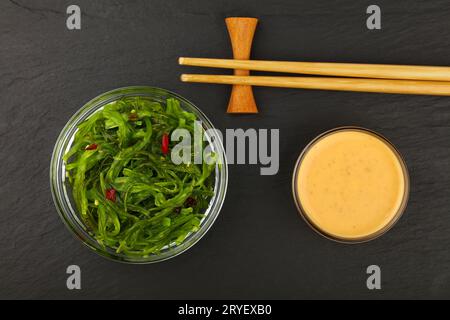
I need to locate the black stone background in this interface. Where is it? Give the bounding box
[1,0,450,299]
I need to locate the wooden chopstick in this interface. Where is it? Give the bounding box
[181,74,450,96]
[179,57,450,82]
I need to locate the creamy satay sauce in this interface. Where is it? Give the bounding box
[295,129,406,240]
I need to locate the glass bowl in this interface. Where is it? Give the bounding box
[50,86,228,263]
[292,126,409,244]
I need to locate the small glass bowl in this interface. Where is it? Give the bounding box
[292,127,410,244]
[50,86,228,263]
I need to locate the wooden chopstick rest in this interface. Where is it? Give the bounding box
[225,17,259,114]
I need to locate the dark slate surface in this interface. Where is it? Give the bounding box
[1,0,450,299]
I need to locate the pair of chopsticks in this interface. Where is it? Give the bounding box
[179,57,450,96]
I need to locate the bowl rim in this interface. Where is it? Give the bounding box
[291,126,410,244]
[50,86,228,263]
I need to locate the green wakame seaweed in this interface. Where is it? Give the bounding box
[64,97,216,257]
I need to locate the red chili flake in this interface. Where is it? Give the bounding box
[184,197,197,208]
[128,113,139,121]
[105,188,116,202]
[85,143,98,150]
[161,133,169,155]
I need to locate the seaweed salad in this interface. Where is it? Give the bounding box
[63,97,216,257]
